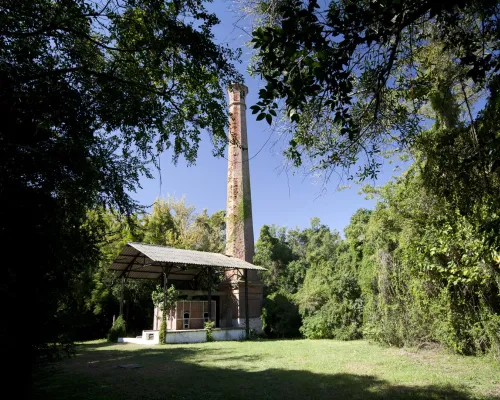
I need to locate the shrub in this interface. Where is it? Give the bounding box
[107,315,126,342]
[297,263,363,340]
[262,291,302,338]
[34,334,76,364]
[205,320,215,342]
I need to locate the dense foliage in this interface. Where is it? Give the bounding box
[244,0,500,358]
[256,183,499,357]
[255,219,363,341]
[261,291,301,338]
[86,198,226,339]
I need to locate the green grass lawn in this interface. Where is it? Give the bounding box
[34,339,499,399]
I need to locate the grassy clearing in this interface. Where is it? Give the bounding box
[34,339,499,399]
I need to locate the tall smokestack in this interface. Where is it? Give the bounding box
[221,83,263,332]
[226,83,255,267]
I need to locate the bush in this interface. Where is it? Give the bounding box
[262,291,302,338]
[300,296,363,340]
[107,316,126,342]
[297,264,363,340]
[34,334,76,364]
[205,320,215,342]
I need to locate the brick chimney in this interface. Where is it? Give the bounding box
[220,83,263,331]
[226,83,255,266]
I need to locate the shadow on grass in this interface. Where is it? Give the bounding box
[34,344,490,400]
[76,341,118,351]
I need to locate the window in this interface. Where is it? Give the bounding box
[183,312,190,329]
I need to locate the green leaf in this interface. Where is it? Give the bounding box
[250,105,260,114]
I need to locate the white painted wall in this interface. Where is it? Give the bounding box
[119,328,247,344]
[142,330,159,343]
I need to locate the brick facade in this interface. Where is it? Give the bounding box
[221,84,264,328]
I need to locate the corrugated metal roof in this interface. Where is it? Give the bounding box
[109,242,265,280]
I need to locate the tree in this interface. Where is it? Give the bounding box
[142,197,226,252]
[254,225,298,294]
[142,199,180,246]
[0,0,240,358]
[344,209,372,262]
[88,211,154,338]
[415,75,500,242]
[248,0,499,180]
[355,165,500,356]
[85,199,226,339]
[294,220,363,340]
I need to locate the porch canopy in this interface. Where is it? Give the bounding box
[108,242,265,337]
[109,242,265,280]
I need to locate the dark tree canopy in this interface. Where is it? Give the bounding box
[0,0,240,358]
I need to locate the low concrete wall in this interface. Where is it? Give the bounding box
[119,328,246,345]
[166,329,206,344]
[142,330,159,343]
[118,337,158,345]
[212,328,245,341]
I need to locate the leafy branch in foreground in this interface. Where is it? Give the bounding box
[248,0,499,180]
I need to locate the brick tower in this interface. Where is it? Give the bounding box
[220,83,263,332]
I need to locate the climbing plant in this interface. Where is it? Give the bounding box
[152,284,179,344]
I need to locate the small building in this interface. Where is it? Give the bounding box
[109,242,265,344]
[109,83,265,344]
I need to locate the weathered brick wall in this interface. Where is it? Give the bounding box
[223,83,264,327]
[226,84,255,269]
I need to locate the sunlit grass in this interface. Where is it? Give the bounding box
[34,339,499,399]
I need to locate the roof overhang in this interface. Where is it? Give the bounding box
[109,242,265,281]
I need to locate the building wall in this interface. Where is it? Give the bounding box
[153,300,216,331]
[218,280,264,333]
[212,329,245,341]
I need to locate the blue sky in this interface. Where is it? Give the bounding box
[133,0,403,239]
